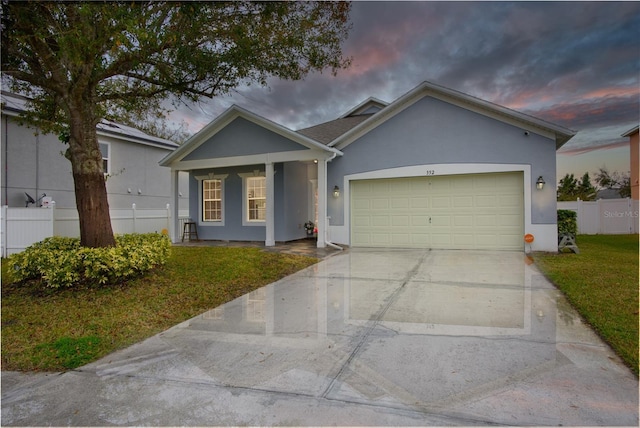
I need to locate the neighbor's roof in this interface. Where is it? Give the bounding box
[1,91,178,150]
[622,125,639,137]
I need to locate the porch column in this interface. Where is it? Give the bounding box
[265,162,275,247]
[316,159,327,248]
[170,169,180,243]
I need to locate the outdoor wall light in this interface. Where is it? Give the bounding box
[333,185,340,198]
[536,176,545,190]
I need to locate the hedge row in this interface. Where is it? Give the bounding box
[7,233,171,288]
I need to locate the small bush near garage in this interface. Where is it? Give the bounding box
[6,233,171,289]
[557,209,577,236]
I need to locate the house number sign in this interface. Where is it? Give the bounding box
[425,170,436,176]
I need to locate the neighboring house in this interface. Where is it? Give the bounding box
[595,188,624,200]
[622,125,639,200]
[160,81,575,252]
[1,91,189,211]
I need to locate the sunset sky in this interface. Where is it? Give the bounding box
[169,1,640,183]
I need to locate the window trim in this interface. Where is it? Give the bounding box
[202,178,223,222]
[195,173,228,226]
[239,171,266,226]
[99,142,110,176]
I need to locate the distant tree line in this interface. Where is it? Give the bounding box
[557,167,631,201]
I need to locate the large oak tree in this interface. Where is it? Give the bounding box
[1,1,351,247]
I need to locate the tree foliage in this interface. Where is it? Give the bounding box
[594,167,631,197]
[1,1,352,247]
[557,173,597,201]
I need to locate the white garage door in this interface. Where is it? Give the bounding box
[351,172,524,250]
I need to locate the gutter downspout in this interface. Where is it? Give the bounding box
[324,152,343,251]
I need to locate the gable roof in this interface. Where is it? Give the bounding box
[160,104,342,167]
[1,91,178,150]
[316,81,576,150]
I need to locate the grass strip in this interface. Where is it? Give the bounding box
[534,234,638,376]
[1,246,317,372]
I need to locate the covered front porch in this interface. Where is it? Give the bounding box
[160,105,343,248]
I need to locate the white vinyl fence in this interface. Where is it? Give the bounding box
[557,198,639,235]
[1,203,189,257]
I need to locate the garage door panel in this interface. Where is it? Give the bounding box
[412,215,430,226]
[431,196,451,208]
[353,199,370,210]
[390,198,409,209]
[371,233,390,245]
[431,216,451,227]
[411,234,430,245]
[351,172,523,250]
[392,215,410,227]
[476,215,497,227]
[371,215,390,227]
[453,215,473,227]
[429,180,451,192]
[476,195,497,207]
[391,234,411,245]
[499,195,521,207]
[453,196,474,207]
[352,216,371,228]
[371,198,389,210]
[452,233,475,245]
[431,234,452,246]
[499,214,522,227]
[410,197,429,209]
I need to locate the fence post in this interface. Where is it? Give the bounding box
[132,203,137,233]
[48,201,55,237]
[1,205,6,258]
[627,198,632,234]
[576,199,582,233]
[597,199,603,234]
[166,203,171,235]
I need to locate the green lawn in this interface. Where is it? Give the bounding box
[1,246,317,372]
[534,234,639,376]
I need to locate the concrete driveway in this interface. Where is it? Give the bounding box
[2,249,638,426]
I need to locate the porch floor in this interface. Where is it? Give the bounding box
[173,238,343,259]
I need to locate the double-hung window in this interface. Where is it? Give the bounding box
[195,173,228,224]
[246,176,266,221]
[202,179,222,221]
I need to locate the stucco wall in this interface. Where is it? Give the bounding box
[326,96,557,226]
[189,162,312,242]
[183,117,307,161]
[1,114,189,210]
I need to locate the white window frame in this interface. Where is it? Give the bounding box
[99,142,110,176]
[202,179,223,222]
[239,171,266,226]
[195,173,228,226]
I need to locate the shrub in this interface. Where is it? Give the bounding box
[557,209,578,236]
[7,233,171,288]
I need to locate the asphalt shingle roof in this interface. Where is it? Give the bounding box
[296,114,374,145]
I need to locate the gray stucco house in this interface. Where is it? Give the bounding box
[1,91,189,211]
[161,81,575,252]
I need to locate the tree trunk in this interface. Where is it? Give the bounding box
[68,105,116,248]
